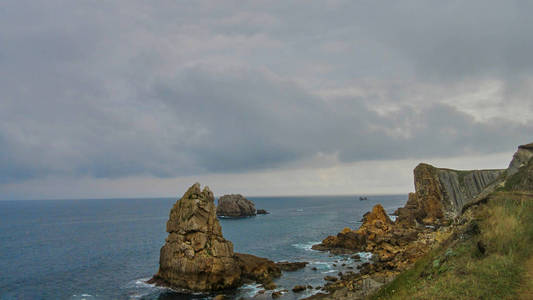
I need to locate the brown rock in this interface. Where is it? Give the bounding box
[356,204,393,236]
[235,253,281,284]
[324,276,338,282]
[312,204,393,253]
[271,291,283,298]
[151,183,281,293]
[292,285,307,292]
[262,281,276,290]
[276,261,308,271]
[153,183,241,292]
[216,194,256,217]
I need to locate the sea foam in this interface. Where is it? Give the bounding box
[292,241,321,251]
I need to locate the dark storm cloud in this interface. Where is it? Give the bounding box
[1,0,532,184]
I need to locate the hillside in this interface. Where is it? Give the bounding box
[306,142,533,300]
[370,143,533,299]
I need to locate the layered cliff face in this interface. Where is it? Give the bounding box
[398,164,505,225]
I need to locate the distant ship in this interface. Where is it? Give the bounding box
[359,196,368,201]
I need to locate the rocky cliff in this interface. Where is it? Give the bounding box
[150,183,282,292]
[504,143,533,191]
[507,143,533,177]
[400,164,505,225]
[308,142,533,299]
[216,194,256,217]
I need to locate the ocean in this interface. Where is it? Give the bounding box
[0,194,406,300]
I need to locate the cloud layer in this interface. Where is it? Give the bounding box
[1,1,532,196]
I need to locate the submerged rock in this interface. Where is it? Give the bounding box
[216,194,256,217]
[292,285,307,292]
[256,209,269,215]
[276,261,308,271]
[150,183,281,293]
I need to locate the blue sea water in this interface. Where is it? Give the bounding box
[0,195,406,300]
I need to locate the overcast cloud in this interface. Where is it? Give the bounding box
[1,1,532,199]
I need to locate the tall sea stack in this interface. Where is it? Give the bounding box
[150,183,283,293]
[153,183,242,291]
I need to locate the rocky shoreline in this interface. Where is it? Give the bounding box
[300,142,533,299]
[149,143,533,299]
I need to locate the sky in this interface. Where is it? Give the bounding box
[1,1,532,200]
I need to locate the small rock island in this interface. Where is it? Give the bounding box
[216,194,257,217]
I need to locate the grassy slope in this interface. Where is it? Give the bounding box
[370,191,533,300]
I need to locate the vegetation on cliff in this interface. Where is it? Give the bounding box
[371,191,533,300]
[306,143,533,300]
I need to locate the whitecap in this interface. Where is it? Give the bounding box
[238,283,263,298]
[308,261,334,270]
[292,241,320,251]
[357,252,373,262]
[300,288,322,299]
[70,294,96,300]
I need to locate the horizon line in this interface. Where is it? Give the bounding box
[0,191,409,202]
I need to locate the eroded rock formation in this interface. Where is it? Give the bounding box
[396,163,504,225]
[312,204,419,260]
[150,183,282,292]
[216,194,256,217]
[308,142,533,299]
[505,143,533,191]
[151,183,241,291]
[507,143,533,177]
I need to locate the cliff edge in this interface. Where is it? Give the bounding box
[397,164,505,226]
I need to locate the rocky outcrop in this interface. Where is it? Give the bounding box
[307,142,533,299]
[507,143,533,177]
[216,194,256,217]
[504,143,533,191]
[150,183,281,292]
[234,253,281,284]
[276,261,308,271]
[257,209,269,215]
[312,205,419,258]
[396,164,504,225]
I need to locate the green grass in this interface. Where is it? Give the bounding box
[370,192,533,300]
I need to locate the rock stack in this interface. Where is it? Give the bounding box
[149,183,284,293]
[151,183,241,291]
